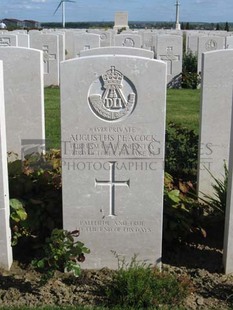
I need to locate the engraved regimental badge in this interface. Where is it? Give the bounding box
[88,66,137,122]
[205,39,217,51]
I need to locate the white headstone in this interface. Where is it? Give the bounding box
[197,36,225,73]
[225,36,233,49]
[156,35,182,83]
[223,103,233,274]
[0,47,45,157]
[43,30,66,62]
[61,55,166,269]
[114,34,142,48]
[74,33,101,57]
[223,107,233,274]
[0,34,18,47]
[186,32,202,54]
[58,33,65,62]
[17,34,29,48]
[28,30,41,35]
[30,34,59,86]
[197,49,233,198]
[0,60,13,270]
[141,31,156,51]
[88,30,112,47]
[64,30,75,59]
[79,46,154,59]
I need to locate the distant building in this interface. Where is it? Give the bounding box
[2,19,24,28]
[2,18,41,29]
[23,20,41,29]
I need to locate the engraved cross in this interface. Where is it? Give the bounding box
[160,46,179,75]
[95,162,130,217]
[42,45,56,74]
[0,38,10,46]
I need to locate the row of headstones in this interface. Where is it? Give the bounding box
[0,46,233,273]
[2,28,233,83]
[185,31,233,72]
[2,28,233,87]
[0,30,184,85]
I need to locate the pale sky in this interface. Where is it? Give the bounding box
[0,0,232,23]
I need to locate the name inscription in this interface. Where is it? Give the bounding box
[63,126,162,159]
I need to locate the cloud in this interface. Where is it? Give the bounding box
[195,0,213,3]
[31,0,46,3]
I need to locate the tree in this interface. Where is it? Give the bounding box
[216,23,220,30]
[225,22,229,32]
[182,51,200,89]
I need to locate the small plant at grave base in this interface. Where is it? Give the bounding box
[165,122,199,182]
[163,172,206,243]
[10,198,29,246]
[104,255,191,308]
[32,229,90,280]
[8,150,62,260]
[200,162,228,223]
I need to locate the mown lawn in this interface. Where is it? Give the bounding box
[44,86,61,149]
[166,89,200,133]
[44,87,201,149]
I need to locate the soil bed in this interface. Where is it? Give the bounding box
[1,235,233,310]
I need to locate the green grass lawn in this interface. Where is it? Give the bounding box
[44,87,201,149]
[44,86,61,149]
[166,89,200,133]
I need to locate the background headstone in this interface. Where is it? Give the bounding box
[186,32,202,54]
[156,35,182,84]
[0,60,13,270]
[141,31,157,52]
[197,36,225,73]
[197,49,233,198]
[61,55,166,269]
[113,34,142,48]
[225,36,233,49]
[74,33,100,57]
[17,33,29,48]
[0,34,18,47]
[0,47,45,157]
[88,29,112,47]
[30,33,59,86]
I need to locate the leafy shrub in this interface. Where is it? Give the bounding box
[163,173,205,243]
[200,162,228,223]
[10,198,29,246]
[105,256,191,308]
[165,122,198,181]
[32,229,90,280]
[8,150,62,261]
[182,51,201,89]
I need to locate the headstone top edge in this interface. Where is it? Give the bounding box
[61,54,165,64]
[203,48,233,56]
